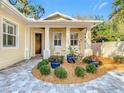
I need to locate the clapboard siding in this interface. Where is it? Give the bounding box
[0,8,27,69]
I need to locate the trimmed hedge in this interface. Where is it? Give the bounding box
[39,65,50,75]
[75,66,85,77]
[86,64,97,73]
[37,59,49,69]
[54,67,67,79]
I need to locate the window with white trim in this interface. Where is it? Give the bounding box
[70,32,78,46]
[3,19,17,47]
[54,32,62,46]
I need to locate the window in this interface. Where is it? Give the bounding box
[54,32,62,46]
[3,19,17,47]
[70,32,78,46]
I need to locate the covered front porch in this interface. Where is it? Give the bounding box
[25,25,92,59]
[24,12,101,59]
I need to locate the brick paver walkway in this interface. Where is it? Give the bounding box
[0,58,124,93]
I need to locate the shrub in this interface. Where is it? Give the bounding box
[54,67,67,79]
[48,55,64,64]
[39,65,50,75]
[113,55,124,64]
[82,56,92,63]
[75,66,85,77]
[86,64,97,73]
[98,61,103,65]
[58,56,64,64]
[37,59,49,69]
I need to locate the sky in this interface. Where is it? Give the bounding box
[33,0,114,20]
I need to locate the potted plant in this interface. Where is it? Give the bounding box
[82,56,101,67]
[67,46,76,63]
[48,56,61,69]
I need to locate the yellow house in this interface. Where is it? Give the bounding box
[0,0,102,69]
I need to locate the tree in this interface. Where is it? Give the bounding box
[110,0,124,23]
[109,0,124,36]
[91,22,110,42]
[74,15,104,20]
[12,0,45,19]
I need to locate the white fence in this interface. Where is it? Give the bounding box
[92,41,124,57]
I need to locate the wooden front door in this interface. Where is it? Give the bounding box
[35,33,42,54]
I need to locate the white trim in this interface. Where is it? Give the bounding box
[0,16,3,48]
[53,32,62,48]
[33,31,44,57]
[1,0,103,24]
[29,18,103,23]
[42,12,77,21]
[24,26,27,59]
[1,0,28,22]
[70,32,79,47]
[1,16,19,49]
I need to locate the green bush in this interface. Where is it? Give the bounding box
[86,64,97,73]
[98,61,103,65]
[82,56,92,63]
[113,55,124,64]
[54,67,67,79]
[39,65,50,75]
[58,56,64,64]
[75,66,85,77]
[48,55,64,64]
[37,59,49,69]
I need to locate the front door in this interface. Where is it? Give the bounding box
[35,33,42,54]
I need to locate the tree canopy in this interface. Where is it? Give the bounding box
[12,0,45,19]
[91,0,124,43]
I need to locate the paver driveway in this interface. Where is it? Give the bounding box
[0,57,124,93]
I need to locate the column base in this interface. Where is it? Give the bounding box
[25,48,30,59]
[43,50,50,59]
[84,49,93,56]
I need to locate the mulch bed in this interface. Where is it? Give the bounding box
[32,56,124,84]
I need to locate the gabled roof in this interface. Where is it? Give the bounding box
[42,12,78,21]
[1,0,103,24]
[1,0,28,22]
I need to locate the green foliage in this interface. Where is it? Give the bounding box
[68,46,75,55]
[110,0,124,23]
[98,61,103,66]
[86,64,97,73]
[37,59,49,69]
[75,66,85,77]
[48,55,64,64]
[58,56,64,64]
[113,55,124,63]
[91,21,124,42]
[82,56,92,63]
[39,65,50,75]
[11,0,45,19]
[74,15,104,20]
[54,67,67,79]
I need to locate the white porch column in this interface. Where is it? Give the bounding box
[84,27,93,56]
[43,27,50,59]
[25,26,31,59]
[66,27,70,54]
[0,16,2,49]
